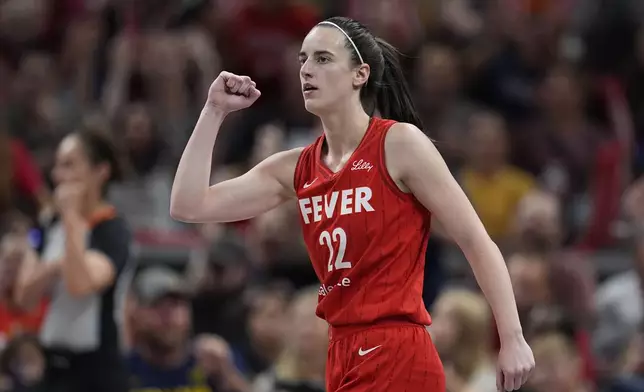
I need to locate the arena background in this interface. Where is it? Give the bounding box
[1,0,644,391]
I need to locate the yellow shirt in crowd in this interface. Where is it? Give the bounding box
[460,166,535,240]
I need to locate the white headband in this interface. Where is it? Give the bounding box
[318,21,365,65]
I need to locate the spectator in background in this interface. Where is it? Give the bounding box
[253,287,326,392]
[512,190,595,327]
[413,42,477,168]
[610,327,644,392]
[527,332,591,392]
[430,288,496,392]
[127,267,249,392]
[191,234,252,342]
[0,129,51,222]
[233,282,290,379]
[108,102,179,231]
[12,127,133,392]
[0,211,48,350]
[459,110,535,247]
[0,334,45,392]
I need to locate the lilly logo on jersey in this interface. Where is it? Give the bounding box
[298,186,374,224]
[351,159,373,172]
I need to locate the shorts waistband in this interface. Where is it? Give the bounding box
[328,317,425,342]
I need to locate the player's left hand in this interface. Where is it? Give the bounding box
[497,334,535,391]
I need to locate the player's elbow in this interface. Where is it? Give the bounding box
[458,231,498,262]
[170,191,203,222]
[169,203,200,223]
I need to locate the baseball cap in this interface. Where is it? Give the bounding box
[132,267,190,305]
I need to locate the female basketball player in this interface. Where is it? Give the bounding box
[171,16,534,392]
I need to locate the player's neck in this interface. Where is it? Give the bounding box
[320,104,371,158]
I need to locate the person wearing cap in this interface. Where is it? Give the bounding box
[126,267,250,392]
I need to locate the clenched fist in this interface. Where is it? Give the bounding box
[207,71,261,113]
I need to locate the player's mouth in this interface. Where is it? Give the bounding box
[302,83,318,97]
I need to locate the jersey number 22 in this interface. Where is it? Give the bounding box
[320,227,352,272]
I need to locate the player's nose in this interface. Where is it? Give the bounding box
[300,60,313,80]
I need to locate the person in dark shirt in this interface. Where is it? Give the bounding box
[12,127,133,392]
[127,267,249,392]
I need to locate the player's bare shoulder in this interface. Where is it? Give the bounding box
[260,147,305,198]
[382,122,432,193]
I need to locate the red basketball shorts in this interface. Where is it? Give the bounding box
[326,321,445,392]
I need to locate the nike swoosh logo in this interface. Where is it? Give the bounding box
[303,178,317,189]
[358,345,381,356]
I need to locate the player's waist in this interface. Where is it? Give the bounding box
[328,316,426,342]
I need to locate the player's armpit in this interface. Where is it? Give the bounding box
[172,148,303,223]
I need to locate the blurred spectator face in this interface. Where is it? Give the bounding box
[507,253,551,310]
[0,0,49,44]
[199,235,253,296]
[201,261,248,297]
[13,52,56,102]
[248,290,288,354]
[299,26,363,116]
[124,104,154,152]
[528,333,582,392]
[1,337,45,387]
[52,135,107,196]
[417,45,461,100]
[430,289,489,355]
[430,297,460,352]
[12,339,43,386]
[466,112,508,172]
[513,190,562,251]
[287,289,327,358]
[135,296,191,352]
[430,289,490,380]
[539,66,582,115]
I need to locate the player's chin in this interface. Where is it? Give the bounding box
[303,98,327,116]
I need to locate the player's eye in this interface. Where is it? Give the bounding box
[298,57,307,65]
[317,56,330,64]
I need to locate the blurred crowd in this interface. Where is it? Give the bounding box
[1,0,644,391]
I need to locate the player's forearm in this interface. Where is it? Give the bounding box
[462,236,523,342]
[170,105,226,221]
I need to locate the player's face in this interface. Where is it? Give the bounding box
[298,26,363,115]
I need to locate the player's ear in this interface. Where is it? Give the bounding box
[353,63,370,89]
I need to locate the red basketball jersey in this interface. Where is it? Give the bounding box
[294,117,432,328]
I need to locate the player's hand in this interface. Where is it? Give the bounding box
[206,71,261,113]
[497,334,535,391]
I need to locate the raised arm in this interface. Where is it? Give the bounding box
[384,123,534,392]
[170,72,300,223]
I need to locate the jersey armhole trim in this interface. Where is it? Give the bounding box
[378,122,416,202]
[293,145,310,192]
